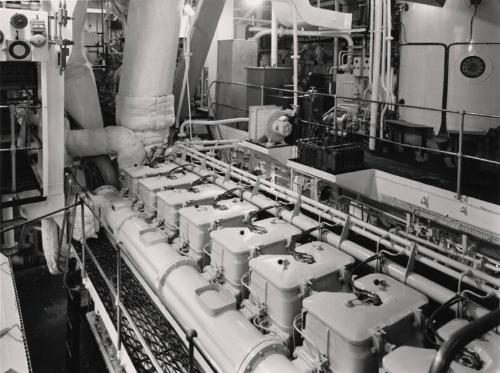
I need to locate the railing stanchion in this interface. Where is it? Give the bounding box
[80,198,86,279]
[456,110,465,199]
[186,329,198,373]
[116,242,122,353]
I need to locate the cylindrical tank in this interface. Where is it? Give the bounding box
[398,0,500,134]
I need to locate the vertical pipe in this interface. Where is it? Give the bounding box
[291,5,299,114]
[369,0,383,150]
[333,0,340,81]
[271,7,278,67]
[456,111,465,198]
[260,85,265,105]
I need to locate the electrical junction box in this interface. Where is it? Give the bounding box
[207,217,301,298]
[353,57,370,78]
[383,319,500,373]
[156,184,225,230]
[122,162,179,197]
[138,172,199,214]
[241,241,355,341]
[296,274,428,373]
[179,199,258,265]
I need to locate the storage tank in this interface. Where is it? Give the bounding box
[398,0,500,135]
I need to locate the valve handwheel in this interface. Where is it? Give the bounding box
[10,13,29,29]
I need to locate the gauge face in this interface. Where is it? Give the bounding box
[460,56,486,79]
[10,13,29,29]
[8,40,30,60]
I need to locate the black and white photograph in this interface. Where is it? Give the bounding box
[0,0,499,372]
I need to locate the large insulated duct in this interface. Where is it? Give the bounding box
[116,0,183,146]
[66,126,146,169]
[65,0,104,129]
[95,189,302,373]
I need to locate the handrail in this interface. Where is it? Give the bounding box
[78,192,219,372]
[207,79,500,200]
[428,308,500,373]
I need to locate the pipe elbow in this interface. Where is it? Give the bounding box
[66,126,147,169]
[106,126,148,168]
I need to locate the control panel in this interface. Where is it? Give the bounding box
[0,8,49,62]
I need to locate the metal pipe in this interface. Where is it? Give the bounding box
[271,8,278,66]
[178,118,249,138]
[429,308,500,373]
[369,0,383,150]
[291,5,299,113]
[178,147,496,308]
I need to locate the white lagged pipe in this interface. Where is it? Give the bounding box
[94,190,303,373]
[116,0,183,146]
[369,0,383,150]
[291,4,299,114]
[65,0,104,129]
[271,7,278,66]
[66,126,147,169]
[178,118,249,138]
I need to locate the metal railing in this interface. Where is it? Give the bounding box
[78,191,218,373]
[0,191,216,373]
[207,79,500,199]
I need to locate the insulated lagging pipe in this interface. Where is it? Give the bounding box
[65,0,104,130]
[94,189,303,373]
[116,0,183,147]
[369,0,383,151]
[66,125,147,169]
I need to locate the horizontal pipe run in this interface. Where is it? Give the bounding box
[177,146,496,309]
[179,118,249,138]
[179,146,500,285]
[210,79,500,118]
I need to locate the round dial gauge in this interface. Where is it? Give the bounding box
[9,40,30,60]
[460,56,486,79]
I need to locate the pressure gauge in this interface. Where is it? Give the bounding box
[8,40,30,60]
[10,13,29,29]
[460,56,486,79]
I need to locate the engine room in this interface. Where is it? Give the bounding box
[1,1,499,373]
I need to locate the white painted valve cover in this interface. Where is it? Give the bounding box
[156,184,225,228]
[244,241,354,336]
[138,172,199,214]
[179,199,258,261]
[383,319,500,373]
[122,162,178,196]
[208,217,302,297]
[300,274,428,373]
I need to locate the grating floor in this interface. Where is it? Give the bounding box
[74,234,203,373]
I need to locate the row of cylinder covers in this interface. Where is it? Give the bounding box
[94,158,498,373]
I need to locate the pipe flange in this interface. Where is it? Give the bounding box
[237,338,289,373]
